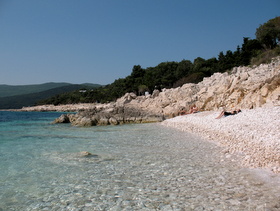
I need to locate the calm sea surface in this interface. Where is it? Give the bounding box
[0,111,279,211]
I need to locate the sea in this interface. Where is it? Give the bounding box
[0,111,280,211]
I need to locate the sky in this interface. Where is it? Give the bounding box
[0,0,279,85]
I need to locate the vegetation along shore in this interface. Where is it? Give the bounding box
[20,55,280,173]
[15,17,280,172]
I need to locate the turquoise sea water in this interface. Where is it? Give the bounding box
[0,111,280,210]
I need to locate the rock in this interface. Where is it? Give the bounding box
[68,114,77,122]
[141,115,165,123]
[69,115,97,127]
[79,151,92,157]
[260,84,269,97]
[98,117,109,125]
[109,117,118,125]
[152,89,160,98]
[52,56,280,127]
[116,92,137,106]
[79,117,95,127]
[53,114,70,123]
[77,151,99,159]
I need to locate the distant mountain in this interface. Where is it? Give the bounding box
[0,83,102,109]
[0,82,100,98]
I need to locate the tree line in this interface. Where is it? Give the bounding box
[38,17,280,105]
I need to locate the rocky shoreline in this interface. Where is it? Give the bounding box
[17,57,280,172]
[161,107,280,173]
[19,103,98,112]
[52,106,165,126]
[20,56,280,117]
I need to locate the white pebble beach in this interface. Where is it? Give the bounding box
[162,106,280,173]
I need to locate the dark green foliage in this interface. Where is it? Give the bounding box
[256,16,280,49]
[0,82,72,98]
[192,57,218,77]
[0,84,101,109]
[175,60,193,79]
[251,46,280,66]
[217,37,264,71]
[35,17,280,106]
[240,37,263,65]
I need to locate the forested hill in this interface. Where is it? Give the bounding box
[0,82,73,98]
[37,16,280,105]
[0,83,102,109]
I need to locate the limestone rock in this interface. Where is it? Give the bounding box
[109,117,118,125]
[53,56,280,126]
[53,114,70,123]
[152,89,160,98]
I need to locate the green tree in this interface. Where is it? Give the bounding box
[175,59,193,79]
[240,37,263,65]
[138,85,149,95]
[131,65,145,78]
[143,68,157,91]
[192,57,206,73]
[256,16,280,49]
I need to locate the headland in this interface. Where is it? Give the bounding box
[18,57,280,172]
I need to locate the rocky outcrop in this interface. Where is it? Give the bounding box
[53,113,71,123]
[20,103,97,112]
[53,106,165,126]
[124,56,280,117]
[38,56,280,126]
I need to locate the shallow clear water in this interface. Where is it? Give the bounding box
[0,111,280,211]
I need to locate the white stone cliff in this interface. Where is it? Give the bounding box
[119,56,279,117]
[21,56,279,116]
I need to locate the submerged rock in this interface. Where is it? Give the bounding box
[79,151,98,158]
[80,151,92,156]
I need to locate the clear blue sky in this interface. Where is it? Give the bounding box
[0,0,279,85]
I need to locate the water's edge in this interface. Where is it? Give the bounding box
[0,111,280,210]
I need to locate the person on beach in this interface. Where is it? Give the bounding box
[189,104,199,114]
[179,104,199,115]
[215,109,241,119]
[179,108,187,115]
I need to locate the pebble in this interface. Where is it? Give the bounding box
[2,123,280,210]
[162,106,280,172]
